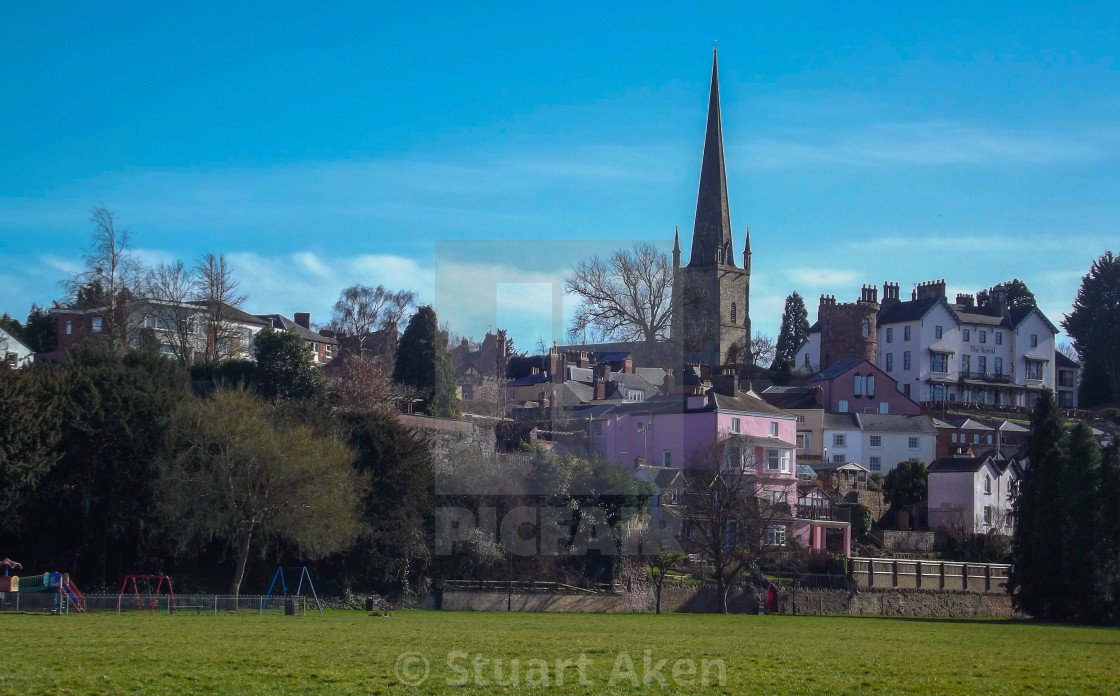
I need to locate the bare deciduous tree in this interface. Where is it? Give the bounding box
[64,204,145,353]
[678,435,799,613]
[565,242,675,349]
[329,284,416,354]
[143,260,199,364]
[193,253,247,365]
[327,352,414,412]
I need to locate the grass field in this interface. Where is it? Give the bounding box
[1,610,1118,695]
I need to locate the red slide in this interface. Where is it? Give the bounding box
[62,578,86,613]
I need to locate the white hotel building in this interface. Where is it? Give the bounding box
[795,280,1060,407]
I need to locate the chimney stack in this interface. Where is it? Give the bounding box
[294,312,311,330]
[622,356,633,374]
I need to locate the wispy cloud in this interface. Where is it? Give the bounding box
[738,122,1120,169]
[786,267,860,287]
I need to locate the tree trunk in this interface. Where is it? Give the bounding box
[229,530,253,597]
[716,573,728,614]
[654,577,663,614]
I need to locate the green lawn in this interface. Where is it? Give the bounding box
[1,610,1117,694]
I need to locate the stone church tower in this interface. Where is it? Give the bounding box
[671,50,751,367]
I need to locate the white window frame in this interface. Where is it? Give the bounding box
[908,437,920,449]
[731,418,741,434]
[766,525,787,547]
[796,432,811,450]
[769,421,779,437]
[834,434,846,447]
[91,317,103,333]
[869,435,882,448]
[869,456,882,472]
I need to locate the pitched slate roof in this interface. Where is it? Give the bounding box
[809,358,865,381]
[856,413,937,434]
[1055,351,1080,369]
[635,367,668,387]
[254,313,338,344]
[823,412,861,429]
[760,388,821,410]
[633,465,685,489]
[1009,305,1060,334]
[611,372,658,398]
[948,418,995,432]
[508,372,550,387]
[187,301,270,327]
[877,297,944,325]
[711,388,794,417]
[951,305,1006,327]
[929,455,994,474]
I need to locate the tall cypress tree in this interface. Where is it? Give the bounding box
[1063,424,1102,622]
[393,306,461,419]
[1062,251,1120,407]
[1010,390,1068,620]
[1097,444,1120,623]
[774,292,810,371]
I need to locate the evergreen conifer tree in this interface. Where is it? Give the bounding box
[1010,390,1068,620]
[774,292,810,371]
[393,306,461,419]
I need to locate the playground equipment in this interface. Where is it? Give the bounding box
[1,559,86,613]
[261,566,323,615]
[117,575,177,614]
[0,558,21,610]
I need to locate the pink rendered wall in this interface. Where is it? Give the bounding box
[819,362,921,415]
[602,411,716,469]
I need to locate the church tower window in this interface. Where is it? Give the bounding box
[731,303,737,324]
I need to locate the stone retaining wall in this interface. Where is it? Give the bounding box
[788,588,1019,618]
[442,591,624,613]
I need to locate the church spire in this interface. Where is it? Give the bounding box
[672,225,681,270]
[743,225,752,275]
[689,48,734,268]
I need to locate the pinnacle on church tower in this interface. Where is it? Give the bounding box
[689,48,734,268]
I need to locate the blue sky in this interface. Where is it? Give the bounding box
[2,1,1118,351]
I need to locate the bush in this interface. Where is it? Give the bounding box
[843,503,873,541]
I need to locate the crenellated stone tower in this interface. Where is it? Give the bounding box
[671,49,751,367]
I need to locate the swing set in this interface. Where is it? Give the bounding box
[261,565,323,615]
[117,574,177,614]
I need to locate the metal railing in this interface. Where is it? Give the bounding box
[0,593,310,614]
[795,505,851,522]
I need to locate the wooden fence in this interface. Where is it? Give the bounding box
[850,557,1010,594]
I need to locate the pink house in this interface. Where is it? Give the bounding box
[809,358,921,415]
[590,386,852,556]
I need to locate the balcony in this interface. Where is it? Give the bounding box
[960,371,1012,384]
[796,505,851,522]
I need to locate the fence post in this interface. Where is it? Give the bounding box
[214,595,218,615]
[939,562,945,590]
